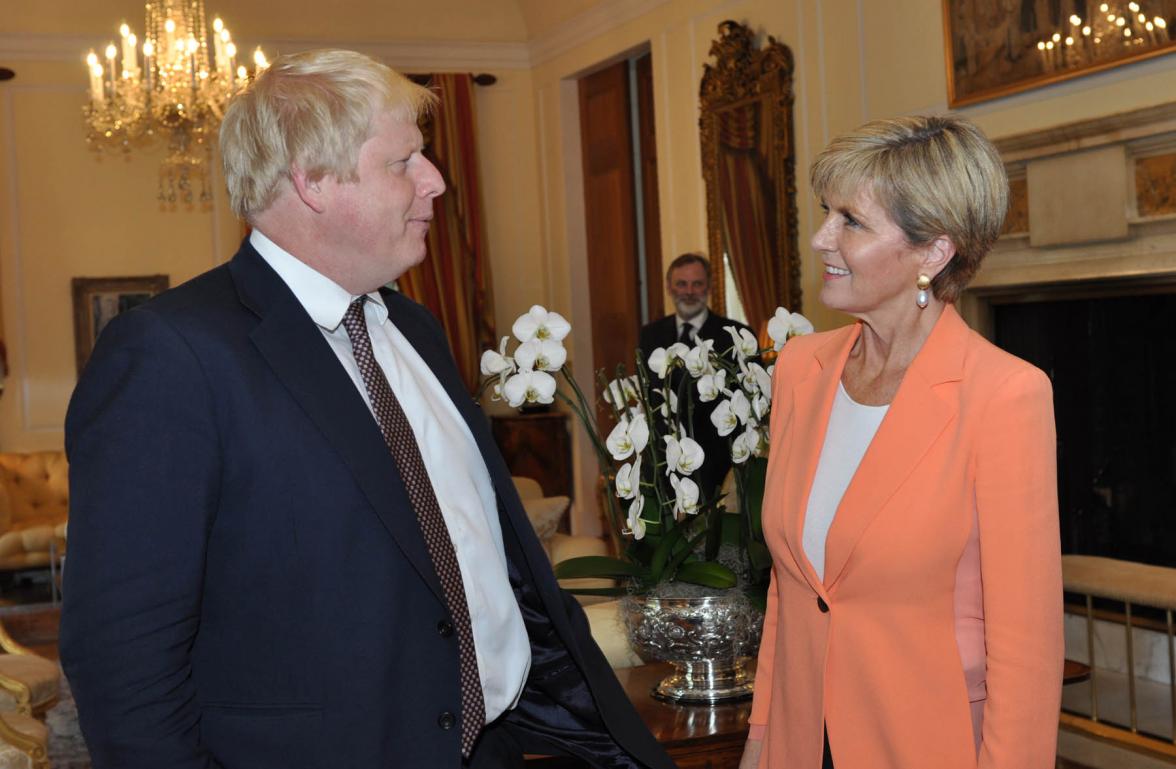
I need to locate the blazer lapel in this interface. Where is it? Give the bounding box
[783,324,861,595]
[229,246,445,603]
[822,306,967,589]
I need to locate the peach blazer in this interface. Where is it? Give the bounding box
[750,305,1063,769]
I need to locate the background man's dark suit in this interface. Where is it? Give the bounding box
[638,312,753,503]
[61,240,674,769]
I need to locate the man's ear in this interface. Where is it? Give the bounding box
[922,235,956,278]
[289,165,327,214]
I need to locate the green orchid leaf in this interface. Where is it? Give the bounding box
[748,540,772,571]
[675,560,738,589]
[553,556,647,580]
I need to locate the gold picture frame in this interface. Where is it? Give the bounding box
[944,1,1176,107]
[72,275,169,374]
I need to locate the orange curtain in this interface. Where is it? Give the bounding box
[398,74,496,393]
[716,103,782,332]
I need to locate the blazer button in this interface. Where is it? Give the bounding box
[438,711,456,730]
[817,596,829,613]
[437,619,454,638]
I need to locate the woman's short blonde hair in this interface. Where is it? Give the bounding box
[220,49,437,220]
[810,115,1007,303]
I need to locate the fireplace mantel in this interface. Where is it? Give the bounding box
[964,102,1176,328]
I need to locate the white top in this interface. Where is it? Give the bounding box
[251,230,530,723]
[802,381,889,581]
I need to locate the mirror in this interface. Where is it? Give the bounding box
[699,20,802,328]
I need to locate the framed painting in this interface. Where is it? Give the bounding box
[72,275,169,373]
[944,1,1176,106]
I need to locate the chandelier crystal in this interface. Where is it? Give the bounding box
[83,0,268,204]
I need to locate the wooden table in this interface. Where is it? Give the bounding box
[526,663,751,768]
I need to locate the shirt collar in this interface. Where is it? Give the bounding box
[250,229,388,331]
[676,307,709,332]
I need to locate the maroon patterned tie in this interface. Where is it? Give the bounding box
[341,299,485,757]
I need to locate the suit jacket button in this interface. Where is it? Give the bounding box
[437,619,454,637]
[438,711,456,730]
[817,596,829,613]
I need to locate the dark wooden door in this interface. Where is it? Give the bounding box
[579,61,641,425]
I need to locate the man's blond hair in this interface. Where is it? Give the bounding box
[220,49,437,220]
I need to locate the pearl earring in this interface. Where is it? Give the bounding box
[916,274,931,309]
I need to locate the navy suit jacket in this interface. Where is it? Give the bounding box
[61,240,674,769]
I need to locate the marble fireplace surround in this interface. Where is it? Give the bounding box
[961,101,1176,332]
[963,104,1176,690]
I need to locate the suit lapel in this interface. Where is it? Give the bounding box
[784,325,860,595]
[229,246,445,603]
[822,306,966,589]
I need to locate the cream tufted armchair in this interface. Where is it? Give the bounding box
[0,452,68,572]
[0,712,48,769]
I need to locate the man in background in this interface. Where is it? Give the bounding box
[638,252,752,504]
[61,49,673,769]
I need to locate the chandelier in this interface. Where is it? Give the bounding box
[1036,2,1170,70]
[83,0,268,204]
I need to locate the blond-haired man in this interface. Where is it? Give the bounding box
[62,50,673,769]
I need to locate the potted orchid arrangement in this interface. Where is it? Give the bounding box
[481,304,813,605]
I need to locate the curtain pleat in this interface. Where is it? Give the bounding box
[398,74,496,393]
[716,103,782,332]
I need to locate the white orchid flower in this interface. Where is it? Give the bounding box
[724,325,760,360]
[711,398,739,437]
[730,430,753,464]
[696,370,726,403]
[651,387,679,420]
[664,435,705,476]
[747,362,773,399]
[683,339,715,378]
[605,375,638,410]
[614,455,642,500]
[670,474,700,518]
[502,370,557,408]
[767,307,814,351]
[729,390,752,425]
[647,343,690,379]
[512,305,571,344]
[513,338,566,373]
[625,496,647,540]
[480,336,515,376]
[606,413,649,460]
[752,393,770,421]
[744,424,765,457]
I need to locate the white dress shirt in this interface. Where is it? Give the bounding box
[802,381,889,581]
[251,230,530,724]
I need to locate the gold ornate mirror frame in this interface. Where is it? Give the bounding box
[699,21,801,325]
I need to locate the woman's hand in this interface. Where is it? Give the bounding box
[738,737,763,769]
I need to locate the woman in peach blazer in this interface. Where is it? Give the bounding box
[740,116,1063,769]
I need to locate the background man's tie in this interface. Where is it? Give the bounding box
[342,298,485,757]
[677,322,695,345]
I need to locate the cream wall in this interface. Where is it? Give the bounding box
[0,5,543,452]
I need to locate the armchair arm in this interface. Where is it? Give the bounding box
[0,712,49,769]
[0,669,32,716]
[0,621,35,658]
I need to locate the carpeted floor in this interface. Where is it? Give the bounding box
[44,672,89,769]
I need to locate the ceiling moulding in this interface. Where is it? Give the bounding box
[528,0,670,67]
[0,34,530,71]
[256,38,531,71]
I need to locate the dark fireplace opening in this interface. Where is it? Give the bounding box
[991,287,1176,567]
